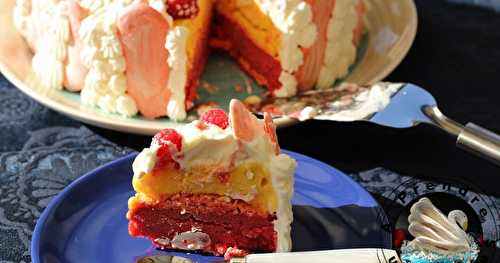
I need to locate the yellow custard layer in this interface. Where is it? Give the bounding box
[215,0,281,59]
[132,161,278,212]
[174,0,214,63]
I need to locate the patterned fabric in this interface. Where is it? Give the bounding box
[0,75,132,263]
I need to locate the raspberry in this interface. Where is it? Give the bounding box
[166,0,199,19]
[152,128,183,169]
[393,229,406,249]
[261,104,284,116]
[201,108,229,129]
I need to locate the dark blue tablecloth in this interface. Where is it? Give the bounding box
[1,0,499,262]
[0,75,132,262]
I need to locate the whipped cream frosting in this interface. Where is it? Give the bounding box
[147,0,170,22]
[132,143,160,179]
[175,121,239,168]
[13,0,30,36]
[79,0,138,117]
[254,0,317,97]
[268,153,295,252]
[316,82,401,121]
[15,0,70,90]
[298,106,318,121]
[407,198,474,253]
[132,112,296,252]
[317,0,360,89]
[80,0,132,13]
[165,27,189,121]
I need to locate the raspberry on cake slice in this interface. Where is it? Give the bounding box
[127,99,297,257]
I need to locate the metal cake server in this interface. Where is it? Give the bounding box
[270,82,500,165]
[137,248,402,263]
[369,83,500,166]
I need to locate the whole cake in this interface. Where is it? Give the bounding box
[127,99,297,257]
[13,0,367,120]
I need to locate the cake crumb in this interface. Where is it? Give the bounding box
[299,106,318,121]
[261,104,284,115]
[246,170,254,180]
[337,82,360,92]
[234,84,243,93]
[224,247,247,260]
[240,73,253,94]
[201,81,218,94]
[221,196,231,203]
[180,208,186,215]
[154,238,170,246]
[191,226,202,232]
[244,95,261,106]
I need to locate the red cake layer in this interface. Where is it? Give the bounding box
[210,14,282,92]
[128,193,277,256]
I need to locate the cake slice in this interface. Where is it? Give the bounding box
[127,99,297,257]
[211,0,367,97]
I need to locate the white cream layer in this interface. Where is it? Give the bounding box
[79,0,138,117]
[15,0,70,91]
[254,0,317,97]
[174,122,239,168]
[165,27,189,121]
[13,0,31,36]
[317,0,360,89]
[147,0,187,121]
[132,120,296,252]
[316,83,401,121]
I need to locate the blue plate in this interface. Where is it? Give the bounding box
[32,150,391,263]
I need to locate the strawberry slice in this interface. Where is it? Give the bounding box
[166,0,199,19]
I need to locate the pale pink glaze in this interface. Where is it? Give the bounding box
[64,0,88,92]
[230,99,259,142]
[295,0,336,91]
[296,0,366,91]
[230,99,278,151]
[118,0,171,118]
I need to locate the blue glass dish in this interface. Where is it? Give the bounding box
[32,150,391,263]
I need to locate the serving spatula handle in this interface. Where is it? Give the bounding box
[424,106,500,166]
[457,123,500,165]
[230,248,401,263]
